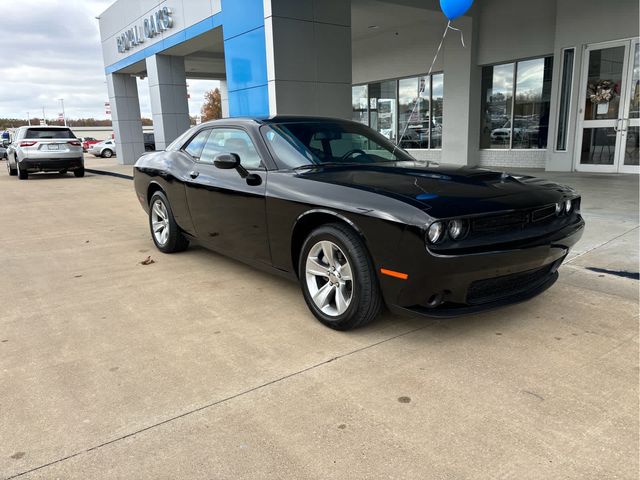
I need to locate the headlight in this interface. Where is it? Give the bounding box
[448,219,467,240]
[555,202,564,215]
[427,221,445,244]
[565,199,573,214]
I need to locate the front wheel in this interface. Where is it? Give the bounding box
[74,167,85,178]
[102,149,113,158]
[148,191,189,253]
[7,158,16,176]
[299,223,382,330]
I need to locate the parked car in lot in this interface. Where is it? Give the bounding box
[133,116,584,330]
[6,126,84,179]
[81,137,100,152]
[88,139,116,158]
[0,139,9,159]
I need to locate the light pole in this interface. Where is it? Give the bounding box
[58,98,67,126]
[27,112,31,126]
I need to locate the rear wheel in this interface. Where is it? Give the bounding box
[149,191,189,253]
[17,162,28,180]
[299,223,382,330]
[74,167,85,178]
[102,149,113,158]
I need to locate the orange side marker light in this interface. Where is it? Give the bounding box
[380,268,409,280]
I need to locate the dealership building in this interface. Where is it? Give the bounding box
[99,0,639,174]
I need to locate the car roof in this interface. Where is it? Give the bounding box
[198,115,356,128]
[25,125,72,129]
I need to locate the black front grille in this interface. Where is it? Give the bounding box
[466,263,555,305]
[531,205,557,223]
[471,211,528,233]
[470,204,561,235]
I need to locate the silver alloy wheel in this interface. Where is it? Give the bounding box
[151,199,170,246]
[305,240,354,317]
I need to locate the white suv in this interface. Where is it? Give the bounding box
[6,126,84,180]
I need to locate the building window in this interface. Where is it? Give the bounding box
[369,80,397,143]
[352,85,368,126]
[556,48,575,151]
[480,56,554,150]
[431,73,444,149]
[353,73,444,150]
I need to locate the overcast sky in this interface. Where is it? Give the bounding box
[0,0,218,121]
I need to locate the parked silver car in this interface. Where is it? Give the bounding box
[6,126,84,179]
[88,139,116,158]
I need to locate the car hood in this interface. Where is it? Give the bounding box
[297,162,575,218]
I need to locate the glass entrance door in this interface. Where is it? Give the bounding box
[577,39,640,173]
[620,39,640,173]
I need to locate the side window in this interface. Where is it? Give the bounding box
[201,129,262,169]
[183,129,211,159]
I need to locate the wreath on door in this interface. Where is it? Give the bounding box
[587,80,617,104]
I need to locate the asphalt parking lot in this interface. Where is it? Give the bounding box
[1,159,638,479]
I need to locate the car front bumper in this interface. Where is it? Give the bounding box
[19,157,84,172]
[381,217,585,317]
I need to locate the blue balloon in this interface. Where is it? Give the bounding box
[439,0,474,20]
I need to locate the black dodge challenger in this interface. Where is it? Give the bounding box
[133,117,584,330]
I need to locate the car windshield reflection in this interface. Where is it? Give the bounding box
[261,121,415,169]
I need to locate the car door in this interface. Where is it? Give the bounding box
[183,127,270,264]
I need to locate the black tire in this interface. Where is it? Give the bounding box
[298,223,382,330]
[7,159,16,176]
[17,162,28,180]
[59,169,68,175]
[148,191,189,253]
[102,149,113,158]
[74,167,85,178]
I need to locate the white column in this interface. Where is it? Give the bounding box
[107,73,145,165]
[219,80,230,118]
[441,15,481,166]
[264,0,352,119]
[146,55,191,150]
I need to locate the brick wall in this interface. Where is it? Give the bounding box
[406,149,442,162]
[478,150,546,168]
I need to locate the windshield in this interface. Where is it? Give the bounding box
[260,121,415,169]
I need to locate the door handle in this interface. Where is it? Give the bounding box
[622,118,629,132]
[189,171,199,179]
[614,119,622,132]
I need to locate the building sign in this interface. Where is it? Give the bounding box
[116,7,173,54]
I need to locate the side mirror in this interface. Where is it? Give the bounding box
[213,152,262,186]
[214,153,240,170]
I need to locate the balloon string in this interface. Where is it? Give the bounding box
[447,22,465,48]
[395,20,466,154]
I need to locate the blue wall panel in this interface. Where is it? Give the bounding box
[221,0,269,117]
[220,0,265,40]
[228,85,270,117]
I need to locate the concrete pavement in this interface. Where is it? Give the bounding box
[0,165,637,479]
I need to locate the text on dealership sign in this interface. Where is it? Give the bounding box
[116,7,173,53]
